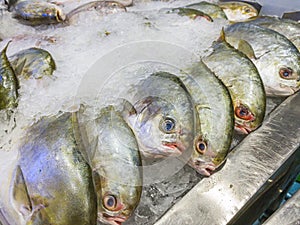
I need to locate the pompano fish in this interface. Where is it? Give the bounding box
[9,47,56,79]
[126,72,195,158]
[245,16,300,50]
[162,7,213,21]
[218,1,259,22]
[184,1,227,19]
[66,1,126,22]
[8,112,97,225]
[224,22,300,96]
[12,0,66,26]
[203,31,266,134]
[176,62,234,176]
[0,41,18,111]
[91,106,142,225]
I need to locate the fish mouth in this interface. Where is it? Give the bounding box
[100,213,127,225]
[235,123,253,134]
[189,160,216,177]
[162,141,184,156]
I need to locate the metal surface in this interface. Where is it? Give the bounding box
[155,91,300,225]
[263,190,300,225]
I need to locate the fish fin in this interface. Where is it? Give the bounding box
[237,39,256,59]
[72,107,93,164]
[117,98,137,118]
[217,27,226,42]
[11,166,33,218]
[13,58,27,77]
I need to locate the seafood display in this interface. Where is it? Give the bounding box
[0,0,299,224]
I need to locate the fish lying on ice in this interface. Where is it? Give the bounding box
[126,71,195,158]
[5,112,97,225]
[91,105,142,225]
[177,61,234,176]
[224,22,300,96]
[203,30,266,134]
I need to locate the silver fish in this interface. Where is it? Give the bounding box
[126,72,195,158]
[8,112,97,225]
[178,61,234,176]
[66,1,126,22]
[203,31,266,134]
[245,16,300,50]
[0,41,18,111]
[224,22,300,96]
[218,1,259,22]
[184,1,227,19]
[13,0,66,26]
[9,47,56,79]
[91,105,142,225]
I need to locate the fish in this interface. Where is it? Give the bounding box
[0,41,18,111]
[12,0,66,26]
[177,61,234,176]
[126,72,195,158]
[203,30,266,134]
[218,1,259,22]
[245,16,300,50]
[8,112,97,225]
[9,47,56,79]
[162,7,213,21]
[184,1,228,19]
[224,22,300,96]
[91,105,142,225]
[66,1,126,22]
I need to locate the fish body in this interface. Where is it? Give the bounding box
[9,113,97,225]
[9,47,56,79]
[224,22,300,96]
[13,0,66,25]
[184,1,227,19]
[0,42,18,110]
[92,106,142,225]
[162,7,213,21]
[218,1,259,22]
[245,16,300,50]
[203,34,266,134]
[66,1,126,22]
[127,72,195,158]
[178,61,234,176]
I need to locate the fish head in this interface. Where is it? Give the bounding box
[96,175,141,225]
[188,135,218,176]
[129,96,194,158]
[219,2,258,22]
[260,52,300,96]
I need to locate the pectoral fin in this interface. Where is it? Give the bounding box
[237,39,256,59]
[11,166,32,218]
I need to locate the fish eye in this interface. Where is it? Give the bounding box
[243,7,251,13]
[279,67,293,79]
[195,138,207,154]
[235,105,254,121]
[111,3,118,6]
[160,117,176,133]
[103,194,117,211]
